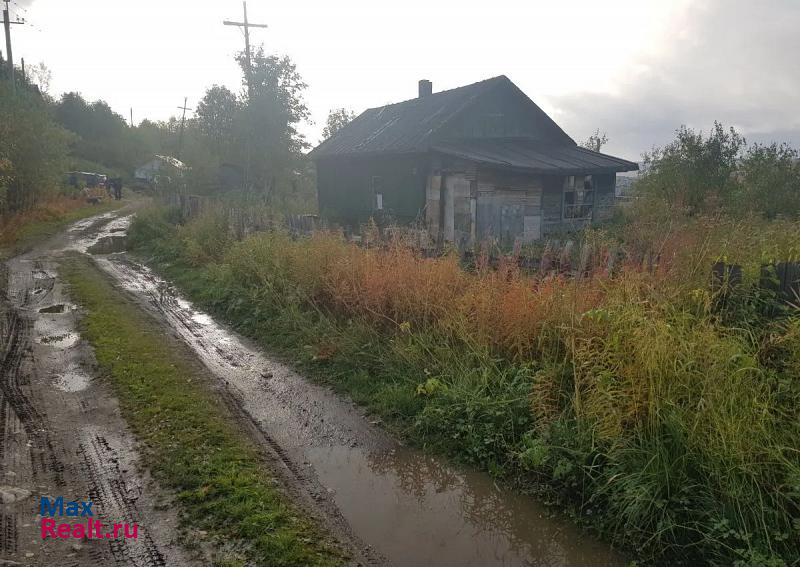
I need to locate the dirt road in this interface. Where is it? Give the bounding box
[0,211,195,566]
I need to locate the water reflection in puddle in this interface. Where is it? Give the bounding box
[308,446,619,567]
[54,365,91,392]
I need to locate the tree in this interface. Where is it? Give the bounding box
[0,82,72,212]
[322,108,356,140]
[54,92,134,171]
[638,122,746,212]
[28,62,52,94]
[737,143,800,218]
[235,47,310,198]
[582,129,608,152]
[195,85,241,157]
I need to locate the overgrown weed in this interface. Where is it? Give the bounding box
[128,204,800,564]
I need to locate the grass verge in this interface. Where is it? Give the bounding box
[62,255,343,567]
[1,198,123,260]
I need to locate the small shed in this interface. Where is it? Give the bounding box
[134,155,188,184]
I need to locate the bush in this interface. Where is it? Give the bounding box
[638,122,744,213]
[0,82,73,213]
[635,122,800,220]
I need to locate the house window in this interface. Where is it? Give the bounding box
[563,175,594,220]
[371,176,383,210]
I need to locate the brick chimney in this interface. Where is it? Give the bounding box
[418,79,432,98]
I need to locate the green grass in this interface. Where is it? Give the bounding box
[62,256,343,567]
[0,200,123,260]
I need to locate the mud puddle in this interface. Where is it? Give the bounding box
[68,215,133,254]
[93,242,624,566]
[88,235,128,255]
[39,303,73,314]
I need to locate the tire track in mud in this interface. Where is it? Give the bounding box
[1,211,197,566]
[78,433,166,567]
[145,279,368,557]
[0,309,65,488]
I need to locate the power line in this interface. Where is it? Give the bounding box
[176,97,192,160]
[2,0,25,94]
[9,0,26,15]
[223,1,267,192]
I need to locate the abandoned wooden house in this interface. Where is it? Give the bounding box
[310,76,638,246]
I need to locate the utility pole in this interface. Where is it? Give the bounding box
[130,108,133,128]
[223,2,267,192]
[2,0,24,94]
[223,1,267,100]
[176,97,191,160]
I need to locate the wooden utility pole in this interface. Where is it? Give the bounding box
[2,0,24,94]
[223,1,267,100]
[130,108,133,128]
[176,97,191,160]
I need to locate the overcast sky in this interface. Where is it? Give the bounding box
[8,0,800,159]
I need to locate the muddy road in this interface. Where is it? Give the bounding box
[0,210,197,566]
[85,213,624,567]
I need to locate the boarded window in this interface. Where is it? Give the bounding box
[563,175,594,220]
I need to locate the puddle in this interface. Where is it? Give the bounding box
[97,255,625,567]
[53,366,91,392]
[88,235,128,255]
[35,332,80,349]
[309,446,618,566]
[0,486,32,505]
[68,212,116,233]
[39,304,72,314]
[67,215,133,253]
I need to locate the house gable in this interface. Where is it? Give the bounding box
[434,78,574,145]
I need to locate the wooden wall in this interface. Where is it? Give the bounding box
[425,165,618,247]
[316,153,429,227]
[317,151,619,246]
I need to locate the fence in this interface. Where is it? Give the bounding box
[715,260,800,302]
[163,193,800,303]
[165,193,323,240]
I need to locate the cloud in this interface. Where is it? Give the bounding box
[549,0,800,159]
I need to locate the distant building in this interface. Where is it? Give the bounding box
[134,155,188,184]
[310,76,638,246]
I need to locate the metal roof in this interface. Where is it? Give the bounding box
[154,155,188,170]
[432,138,639,174]
[311,76,557,158]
